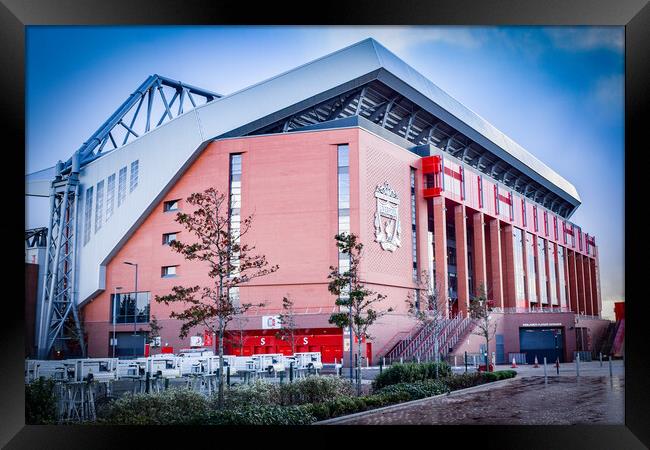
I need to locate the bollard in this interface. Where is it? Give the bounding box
[289,362,294,383]
[227,366,231,387]
[609,355,613,378]
[165,378,169,390]
[464,351,468,373]
[379,360,383,374]
[576,354,580,377]
[383,357,386,367]
[454,355,457,367]
[400,357,403,364]
[145,372,150,394]
[600,352,603,367]
[417,356,420,364]
[279,371,284,385]
[556,358,560,376]
[543,357,547,384]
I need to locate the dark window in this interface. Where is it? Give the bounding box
[111,292,150,324]
[164,199,180,212]
[162,232,178,245]
[161,266,177,278]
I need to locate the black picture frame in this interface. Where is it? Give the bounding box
[4,0,648,447]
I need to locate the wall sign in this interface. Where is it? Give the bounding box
[262,315,282,330]
[373,182,401,252]
[522,323,563,327]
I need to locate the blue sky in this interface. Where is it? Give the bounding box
[25,26,624,319]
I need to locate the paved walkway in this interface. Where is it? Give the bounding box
[325,375,624,425]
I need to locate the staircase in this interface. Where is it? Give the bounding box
[611,319,625,358]
[383,315,474,362]
[598,322,617,356]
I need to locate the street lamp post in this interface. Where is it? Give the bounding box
[112,286,123,358]
[124,262,139,359]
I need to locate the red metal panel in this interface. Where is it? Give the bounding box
[423,187,443,198]
[421,155,441,174]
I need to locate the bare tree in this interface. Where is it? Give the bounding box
[469,283,497,371]
[405,270,446,375]
[328,233,394,396]
[155,187,279,407]
[276,295,298,354]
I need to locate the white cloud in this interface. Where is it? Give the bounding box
[546,27,624,53]
[320,26,485,54]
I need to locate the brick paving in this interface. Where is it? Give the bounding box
[325,375,624,425]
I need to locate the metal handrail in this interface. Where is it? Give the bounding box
[407,315,461,359]
[491,306,572,314]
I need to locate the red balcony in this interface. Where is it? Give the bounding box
[422,155,443,198]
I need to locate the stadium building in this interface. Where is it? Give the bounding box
[26,39,611,365]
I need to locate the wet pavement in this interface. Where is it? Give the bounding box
[326,375,625,425]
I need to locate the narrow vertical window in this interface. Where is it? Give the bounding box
[106,174,115,220]
[477,175,483,209]
[337,144,351,313]
[548,241,558,305]
[95,180,104,233]
[494,185,499,214]
[337,144,350,235]
[410,168,418,281]
[522,199,527,227]
[577,228,582,251]
[129,160,139,193]
[557,246,567,307]
[533,206,538,232]
[526,232,537,304]
[543,211,548,236]
[513,227,526,302]
[509,192,514,221]
[83,186,93,245]
[118,166,127,207]
[537,238,548,305]
[554,216,558,240]
[459,166,465,201]
[229,154,242,305]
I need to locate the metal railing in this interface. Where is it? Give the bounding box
[404,316,459,359]
[491,306,572,314]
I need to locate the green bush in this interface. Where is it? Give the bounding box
[98,388,210,425]
[374,380,449,400]
[222,376,353,408]
[441,372,486,391]
[303,390,416,422]
[221,379,280,408]
[278,376,354,405]
[206,405,315,425]
[26,378,58,424]
[481,370,517,382]
[372,362,451,390]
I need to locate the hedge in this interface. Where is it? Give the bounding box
[373,379,450,399]
[480,370,517,382]
[205,405,315,425]
[97,388,210,425]
[25,378,58,425]
[372,361,451,390]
